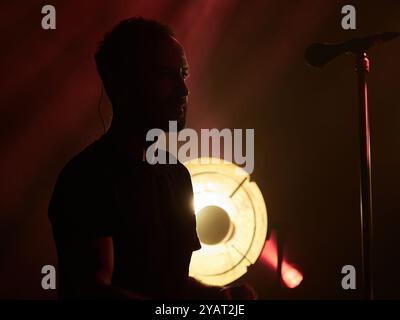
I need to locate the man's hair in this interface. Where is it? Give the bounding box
[95,17,174,106]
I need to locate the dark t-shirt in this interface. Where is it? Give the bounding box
[48,134,201,299]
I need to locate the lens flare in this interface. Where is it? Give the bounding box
[259,233,303,288]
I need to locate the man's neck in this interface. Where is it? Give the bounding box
[105,124,146,161]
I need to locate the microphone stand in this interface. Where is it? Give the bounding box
[355,52,373,300]
[306,33,399,300]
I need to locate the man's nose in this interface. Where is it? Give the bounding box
[177,74,189,97]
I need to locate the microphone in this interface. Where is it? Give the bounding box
[305,32,399,68]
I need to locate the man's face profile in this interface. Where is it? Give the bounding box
[150,36,189,132]
[126,35,190,133]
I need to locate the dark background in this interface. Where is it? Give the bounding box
[1,0,399,299]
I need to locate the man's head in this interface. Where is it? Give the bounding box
[95,17,189,134]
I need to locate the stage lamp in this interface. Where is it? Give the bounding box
[184,158,268,287]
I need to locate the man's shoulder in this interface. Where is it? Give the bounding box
[56,137,111,186]
[48,137,116,233]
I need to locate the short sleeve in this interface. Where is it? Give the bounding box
[48,160,115,242]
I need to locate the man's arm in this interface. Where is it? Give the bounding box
[60,236,146,299]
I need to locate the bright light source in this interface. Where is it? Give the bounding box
[184,157,268,287]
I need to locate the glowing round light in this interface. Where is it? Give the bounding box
[184,157,268,287]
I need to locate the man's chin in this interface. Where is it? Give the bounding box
[177,119,186,131]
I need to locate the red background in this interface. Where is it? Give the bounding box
[1,0,400,299]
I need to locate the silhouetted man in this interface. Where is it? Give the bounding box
[49,17,254,300]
